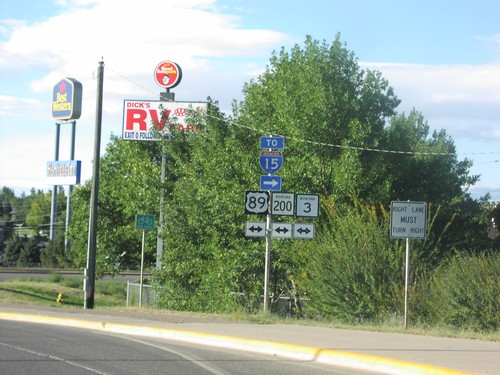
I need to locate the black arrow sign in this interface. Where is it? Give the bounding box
[297,227,311,234]
[275,226,289,234]
[249,225,264,233]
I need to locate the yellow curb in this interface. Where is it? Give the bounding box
[0,312,475,375]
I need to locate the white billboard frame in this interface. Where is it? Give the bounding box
[122,100,208,141]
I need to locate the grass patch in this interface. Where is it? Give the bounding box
[1,273,498,342]
[0,273,126,308]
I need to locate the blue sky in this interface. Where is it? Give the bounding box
[1,0,500,200]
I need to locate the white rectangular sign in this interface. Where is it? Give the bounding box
[271,193,294,216]
[122,100,208,141]
[296,194,320,217]
[245,222,266,237]
[272,223,293,238]
[294,223,315,239]
[390,201,427,239]
[46,160,81,185]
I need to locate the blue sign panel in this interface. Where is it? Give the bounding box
[260,175,282,191]
[260,151,283,174]
[52,77,83,120]
[260,136,284,149]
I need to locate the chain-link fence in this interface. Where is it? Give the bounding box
[126,282,308,315]
[126,281,158,308]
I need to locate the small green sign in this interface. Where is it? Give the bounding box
[135,214,155,231]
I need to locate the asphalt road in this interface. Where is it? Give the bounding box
[1,305,498,374]
[1,270,498,374]
[0,320,367,375]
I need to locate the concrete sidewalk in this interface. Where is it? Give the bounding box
[0,305,498,374]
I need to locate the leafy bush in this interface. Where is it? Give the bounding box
[3,235,26,266]
[427,252,499,331]
[40,238,65,268]
[303,201,405,323]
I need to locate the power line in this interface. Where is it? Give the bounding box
[108,65,500,158]
[223,118,500,157]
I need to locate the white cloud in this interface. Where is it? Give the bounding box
[362,62,500,141]
[0,0,290,194]
[0,0,288,115]
[0,95,44,118]
[469,182,500,202]
[477,33,500,60]
[2,1,499,200]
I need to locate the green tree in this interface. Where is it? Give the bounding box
[0,187,16,249]
[66,35,484,319]
[25,187,66,237]
[3,235,26,266]
[17,235,42,266]
[236,35,401,202]
[68,136,161,274]
[14,188,44,225]
[384,110,477,203]
[153,103,265,312]
[40,237,65,268]
[233,35,479,310]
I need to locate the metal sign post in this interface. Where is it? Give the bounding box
[139,229,146,307]
[135,214,155,307]
[404,238,411,329]
[260,137,284,312]
[245,136,321,312]
[390,201,427,329]
[264,203,272,312]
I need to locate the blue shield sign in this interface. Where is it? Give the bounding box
[260,151,283,174]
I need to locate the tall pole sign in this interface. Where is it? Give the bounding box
[262,137,283,312]
[390,201,427,329]
[121,60,194,271]
[154,60,180,271]
[244,136,321,312]
[49,78,82,245]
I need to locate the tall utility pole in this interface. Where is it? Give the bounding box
[84,59,104,309]
[156,88,174,269]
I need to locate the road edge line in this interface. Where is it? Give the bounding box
[0,312,475,375]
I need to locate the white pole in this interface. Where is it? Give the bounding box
[139,230,145,307]
[404,237,410,329]
[263,138,273,313]
[264,202,272,312]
